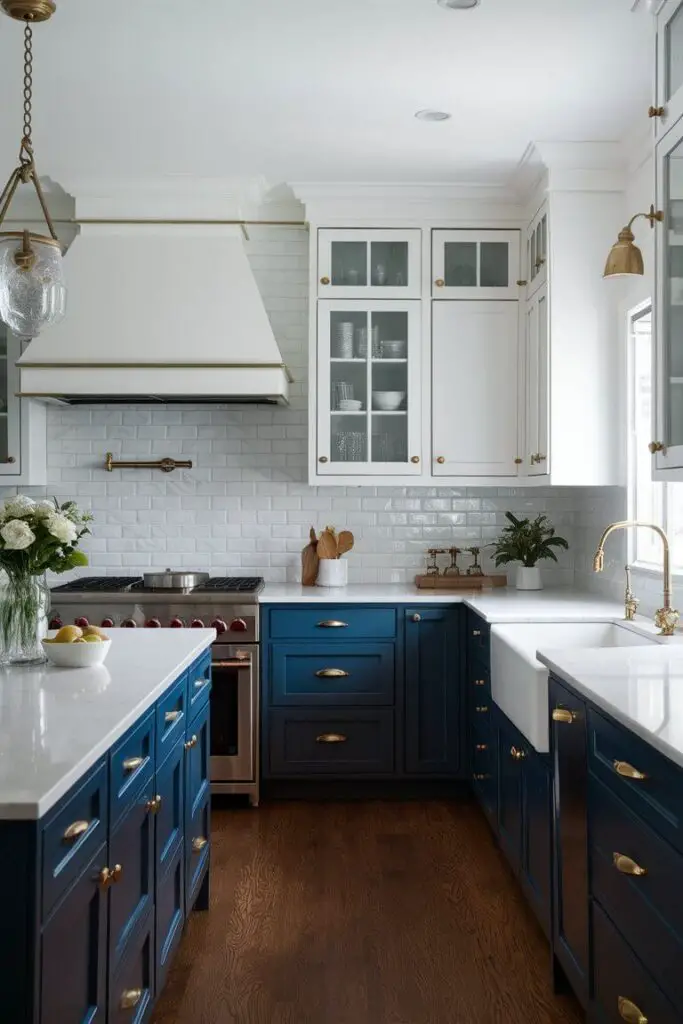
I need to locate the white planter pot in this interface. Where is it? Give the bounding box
[515,566,543,591]
[316,559,348,587]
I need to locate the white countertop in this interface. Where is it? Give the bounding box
[0,629,215,821]
[537,644,683,769]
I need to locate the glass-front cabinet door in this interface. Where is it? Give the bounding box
[656,1,683,138]
[432,230,521,300]
[316,300,421,476]
[0,323,22,477]
[526,205,548,299]
[317,229,421,299]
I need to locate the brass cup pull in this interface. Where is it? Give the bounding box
[320,276,330,285]
[435,278,445,287]
[317,620,348,628]
[316,733,347,744]
[145,795,162,815]
[436,456,445,464]
[315,668,350,678]
[617,995,648,1023]
[552,708,577,724]
[613,852,647,877]
[122,756,144,773]
[99,863,123,889]
[192,836,208,853]
[510,746,527,761]
[614,760,647,781]
[120,989,143,1011]
[475,705,489,713]
[63,820,90,842]
[164,710,182,724]
[184,734,198,750]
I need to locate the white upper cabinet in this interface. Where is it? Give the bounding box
[526,204,548,299]
[315,299,422,477]
[0,324,46,485]
[523,284,549,477]
[655,1,683,138]
[317,229,421,299]
[432,301,520,477]
[432,230,521,300]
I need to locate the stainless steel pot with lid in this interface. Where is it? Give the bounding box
[142,570,210,591]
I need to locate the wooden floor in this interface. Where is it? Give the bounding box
[152,799,582,1024]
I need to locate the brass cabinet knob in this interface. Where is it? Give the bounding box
[63,820,90,842]
[412,613,422,622]
[472,629,481,637]
[120,989,143,1010]
[474,705,489,713]
[192,836,208,853]
[315,668,350,678]
[475,743,488,752]
[319,456,329,463]
[649,105,665,118]
[474,679,486,686]
[435,278,445,287]
[436,456,445,464]
[316,733,347,744]
[122,756,144,773]
[410,456,420,464]
[164,710,182,724]
[617,995,648,1023]
[516,280,528,287]
[648,441,665,454]
[6,456,15,464]
[552,708,577,724]
[614,760,647,781]
[613,852,647,877]
[145,795,162,814]
[320,276,331,285]
[514,457,523,465]
[510,746,527,761]
[184,734,198,750]
[98,864,123,889]
[473,773,490,781]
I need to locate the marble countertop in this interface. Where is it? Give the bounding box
[0,628,215,821]
[537,645,683,769]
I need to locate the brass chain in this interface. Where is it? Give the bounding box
[21,18,33,161]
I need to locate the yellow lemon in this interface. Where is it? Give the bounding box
[54,625,84,644]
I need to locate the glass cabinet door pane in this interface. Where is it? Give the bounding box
[369,241,409,288]
[666,134,683,447]
[540,215,547,263]
[444,242,477,287]
[370,311,408,463]
[667,4,683,104]
[329,310,369,463]
[480,242,509,288]
[331,242,367,287]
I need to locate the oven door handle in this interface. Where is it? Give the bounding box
[213,659,252,669]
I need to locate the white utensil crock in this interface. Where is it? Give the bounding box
[317,559,348,587]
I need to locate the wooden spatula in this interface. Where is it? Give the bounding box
[301,527,319,586]
[317,529,338,560]
[337,530,354,557]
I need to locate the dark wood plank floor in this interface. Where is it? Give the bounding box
[152,799,582,1024]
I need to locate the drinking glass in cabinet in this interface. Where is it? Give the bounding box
[331,242,367,287]
[370,241,409,287]
[333,430,366,462]
[372,424,407,463]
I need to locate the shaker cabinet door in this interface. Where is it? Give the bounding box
[432,229,521,299]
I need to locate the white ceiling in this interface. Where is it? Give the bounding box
[0,0,653,189]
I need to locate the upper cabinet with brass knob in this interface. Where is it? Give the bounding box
[432,229,521,300]
[0,325,47,485]
[655,1,683,140]
[526,205,548,298]
[317,229,421,298]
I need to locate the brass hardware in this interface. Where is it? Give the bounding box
[315,668,350,678]
[184,734,198,750]
[122,756,144,773]
[474,679,486,686]
[530,453,547,465]
[316,733,348,743]
[119,989,143,1011]
[319,456,329,463]
[516,280,528,286]
[6,457,15,464]
[475,705,489,713]
[145,795,162,815]
[649,105,665,118]
[617,996,648,1023]
[473,773,490,781]
[194,678,207,688]
[105,452,192,474]
[0,1,56,20]
[475,743,488,752]
[191,837,208,853]
[604,205,664,278]
[411,456,420,464]
[436,456,446,464]
[613,852,647,877]
[412,613,421,622]
[648,440,666,454]
[593,522,679,634]
[98,864,123,889]
[63,820,89,842]
[317,620,348,628]
[510,746,527,761]
[614,760,647,781]
[624,565,639,622]
[320,276,330,285]
[472,629,481,637]
[552,708,577,724]
[514,457,523,465]
[164,710,181,724]
[435,278,445,287]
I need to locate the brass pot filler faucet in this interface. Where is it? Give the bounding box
[593,521,679,636]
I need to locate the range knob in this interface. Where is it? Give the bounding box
[74,616,89,629]
[210,618,227,636]
[121,619,137,628]
[190,618,205,629]
[229,617,248,633]
[145,618,162,628]
[101,618,115,629]
[49,616,63,631]
[169,617,185,629]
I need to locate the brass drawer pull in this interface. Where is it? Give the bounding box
[63,820,90,842]
[472,629,481,637]
[145,795,162,815]
[510,746,527,761]
[98,864,123,889]
[613,852,647,877]
[474,679,486,686]
[475,743,488,752]
[617,995,648,1023]
[317,620,348,628]
[194,677,207,688]
[120,988,143,1010]
[315,668,350,678]
[614,760,647,781]
[552,708,577,724]
[192,836,208,853]
[164,710,182,724]
[122,756,144,773]
[316,733,347,744]
[184,734,198,750]
[474,705,489,713]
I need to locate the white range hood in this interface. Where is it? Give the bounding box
[18,223,290,404]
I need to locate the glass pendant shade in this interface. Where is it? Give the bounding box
[0,232,66,337]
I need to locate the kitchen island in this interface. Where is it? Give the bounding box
[0,628,214,1024]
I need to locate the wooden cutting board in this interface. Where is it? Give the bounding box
[414,574,507,590]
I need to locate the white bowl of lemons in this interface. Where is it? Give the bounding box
[43,625,112,668]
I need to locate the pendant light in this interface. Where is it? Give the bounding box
[0,1,65,338]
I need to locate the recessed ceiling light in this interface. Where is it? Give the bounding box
[437,0,481,9]
[415,109,452,122]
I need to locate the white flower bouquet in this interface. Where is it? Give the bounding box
[0,495,93,663]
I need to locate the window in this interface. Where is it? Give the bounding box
[628,302,683,571]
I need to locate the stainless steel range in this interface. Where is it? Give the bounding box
[50,571,264,806]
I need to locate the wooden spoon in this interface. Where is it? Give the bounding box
[337,530,354,557]
[301,527,319,586]
[317,529,338,560]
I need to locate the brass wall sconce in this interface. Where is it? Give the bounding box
[603,204,663,278]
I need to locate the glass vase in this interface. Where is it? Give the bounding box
[0,571,50,664]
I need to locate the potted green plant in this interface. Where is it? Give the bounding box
[492,512,569,591]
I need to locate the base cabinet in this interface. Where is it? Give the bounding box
[108,910,154,1024]
[404,607,460,775]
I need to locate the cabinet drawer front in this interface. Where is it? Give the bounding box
[592,900,679,1024]
[155,735,185,873]
[185,698,210,821]
[156,672,188,766]
[588,707,683,854]
[186,790,211,909]
[266,606,397,640]
[270,643,395,705]
[42,760,108,918]
[110,710,155,827]
[109,781,155,971]
[590,777,683,1008]
[156,839,185,994]
[188,650,212,723]
[268,709,394,775]
[41,843,108,1024]
[108,908,154,1024]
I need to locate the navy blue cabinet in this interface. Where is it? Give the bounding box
[108,908,154,1024]
[109,782,155,971]
[185,697,211,908]
[404,607,460,776]
[155,840,185,995]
